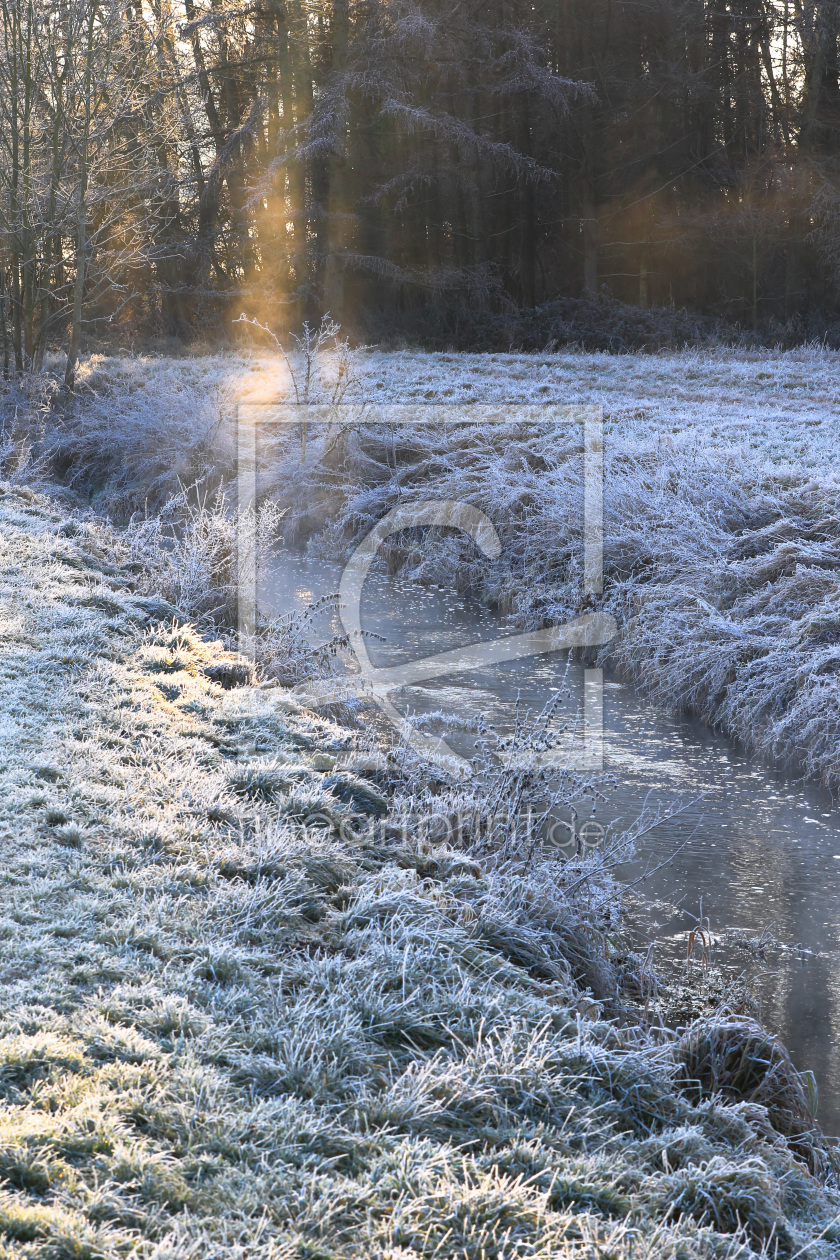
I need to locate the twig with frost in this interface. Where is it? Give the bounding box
[234,313,360,461]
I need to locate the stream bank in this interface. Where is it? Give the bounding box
[0,485,838,1257]
[262,552,840,1133]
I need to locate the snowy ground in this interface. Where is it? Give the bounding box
[355,347,839,464]
[2,350,840,1254]
[34,343,840,499]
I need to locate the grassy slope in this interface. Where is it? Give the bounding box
[1,490,840,1256]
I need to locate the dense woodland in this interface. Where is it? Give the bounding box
[2,0,840,369]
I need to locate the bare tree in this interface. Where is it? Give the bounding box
[0,0,179,380]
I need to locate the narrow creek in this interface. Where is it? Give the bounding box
[261,553,840,1133]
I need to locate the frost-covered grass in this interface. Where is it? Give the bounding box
[0,484,838,1257]
[269,401,840,789]
[8,343,839,510]
[5,346,840,790]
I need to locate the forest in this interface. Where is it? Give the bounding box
[2,0,840,371]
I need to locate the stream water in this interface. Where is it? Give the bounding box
[260,554,840,1133]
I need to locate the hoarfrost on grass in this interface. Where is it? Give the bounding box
[5,344,840,785]
[0,484,836,1256]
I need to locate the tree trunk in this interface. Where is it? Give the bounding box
[639,248,649,307]
[582,186,599,294]
[324,0,350,322]
[65,0,97,389]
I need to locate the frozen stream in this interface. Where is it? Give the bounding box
[260,554,840,1133]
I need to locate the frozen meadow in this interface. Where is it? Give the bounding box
[17,343,838,787]
[0,347,839,1257]
[0,472,836,1257]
